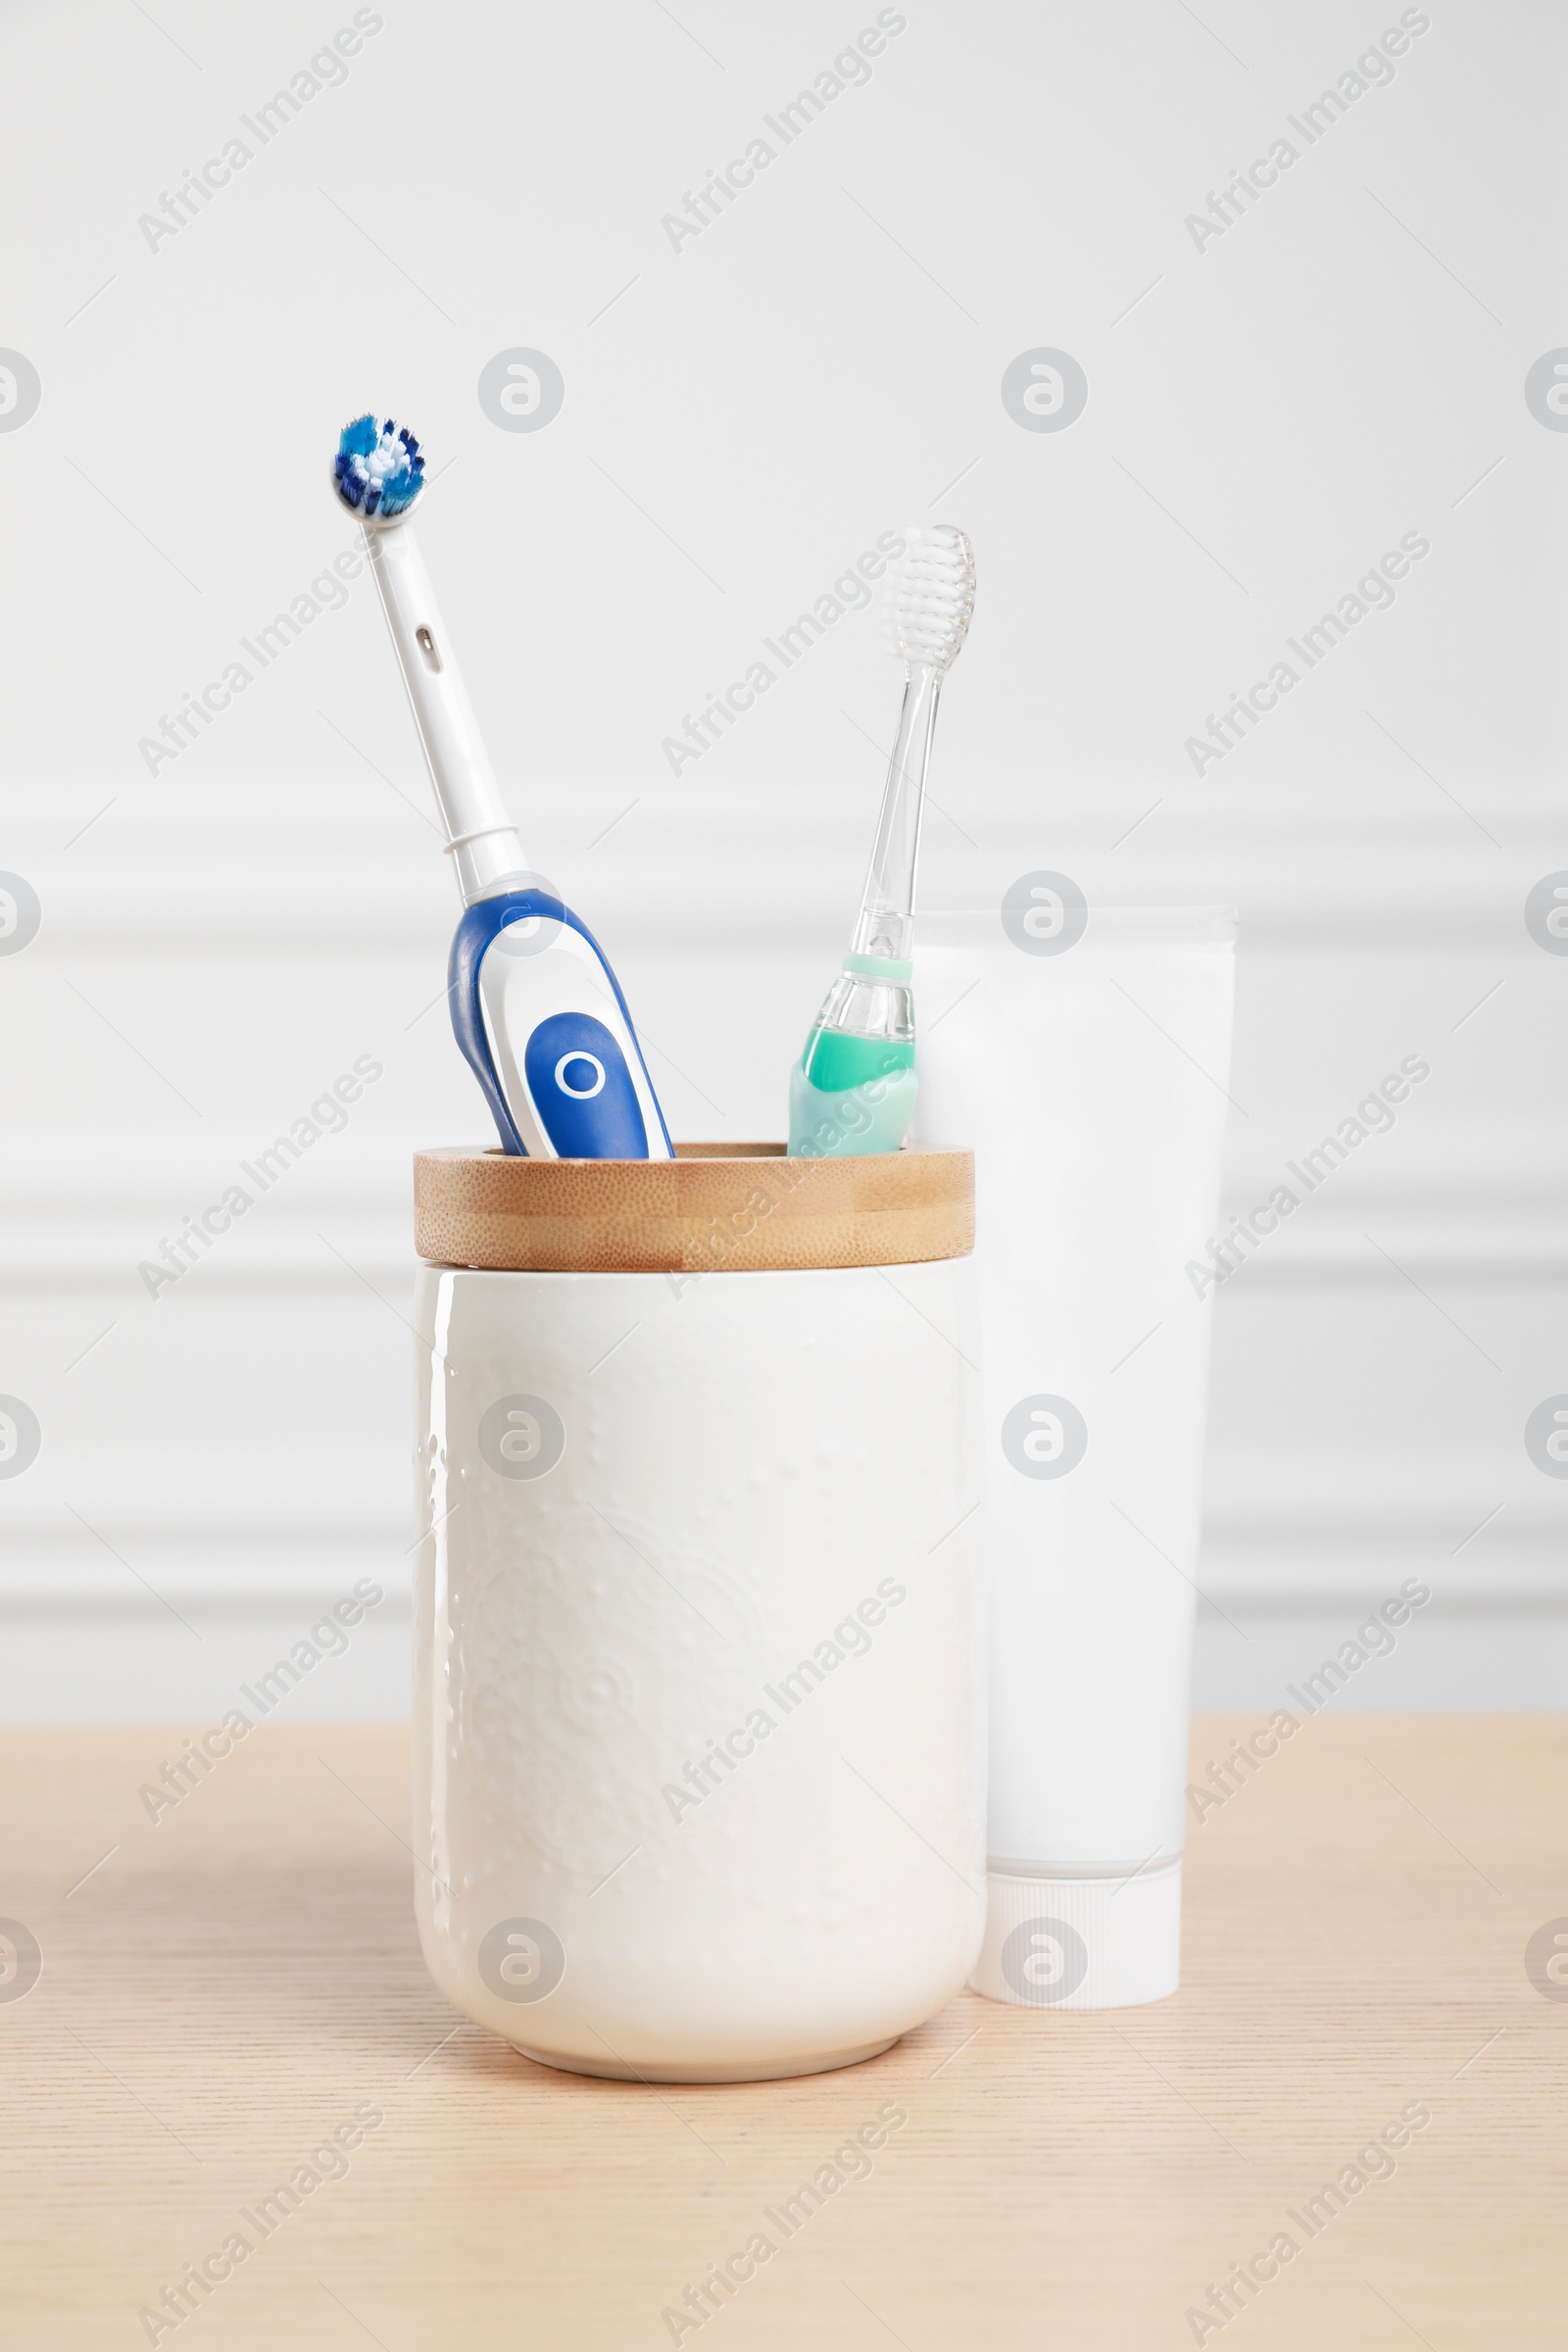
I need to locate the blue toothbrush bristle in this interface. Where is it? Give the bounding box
[332,412,425,518]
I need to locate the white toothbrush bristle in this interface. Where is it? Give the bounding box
[884,523,975,674]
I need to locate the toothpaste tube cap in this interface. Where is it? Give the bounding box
[968,1858,1182,2010]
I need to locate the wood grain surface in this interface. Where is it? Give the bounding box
[2,1716,1564,2348]
[413,1142,974,1273]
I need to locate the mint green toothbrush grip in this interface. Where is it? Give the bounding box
[788,1054,919,1158]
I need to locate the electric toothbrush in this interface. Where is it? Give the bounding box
[788,523,975,1158]
[332,415,672,1160]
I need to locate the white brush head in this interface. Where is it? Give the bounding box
[884,523,975,675]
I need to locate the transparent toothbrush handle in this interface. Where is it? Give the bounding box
[851,667,940,965]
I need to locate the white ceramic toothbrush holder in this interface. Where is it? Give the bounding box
[411,1143,984,2083]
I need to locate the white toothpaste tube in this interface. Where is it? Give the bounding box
[915,903,1236,2007]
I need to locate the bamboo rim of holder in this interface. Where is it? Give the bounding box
[413,1142,974,1274]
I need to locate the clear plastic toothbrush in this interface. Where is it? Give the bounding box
[788,523,975,1158]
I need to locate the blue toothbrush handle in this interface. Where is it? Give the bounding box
[448,891,673,1159]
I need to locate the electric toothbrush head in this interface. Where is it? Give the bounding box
[332,414,425,522]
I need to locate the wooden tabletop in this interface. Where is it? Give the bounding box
[3,1717,1564,2348]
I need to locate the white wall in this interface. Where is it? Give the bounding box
[2,0,1563,1720]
